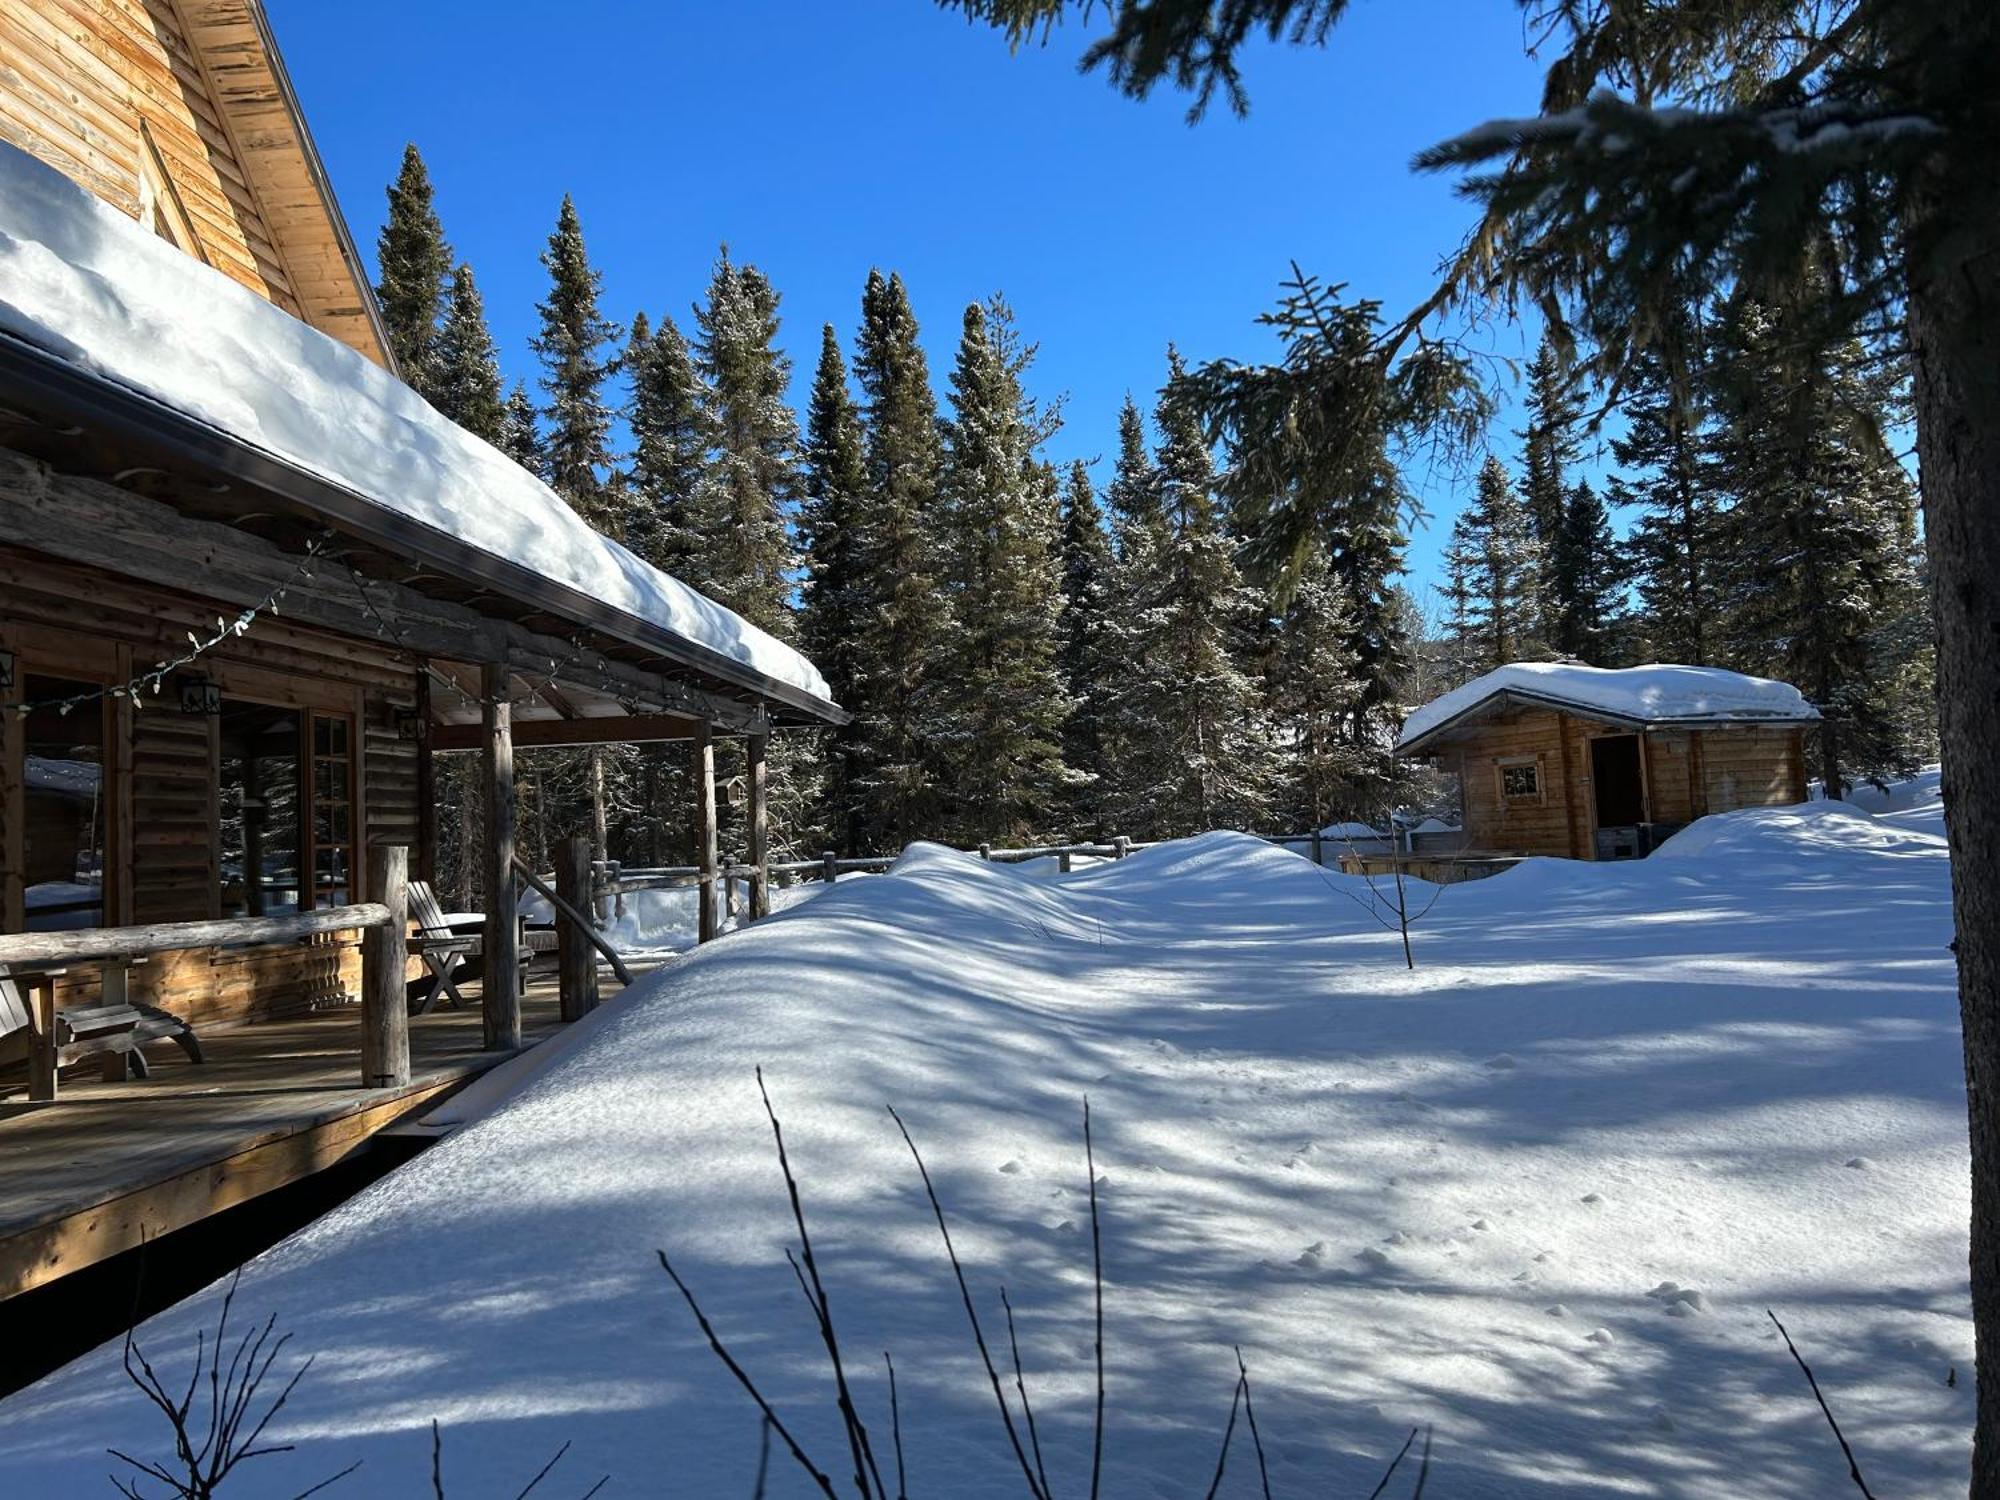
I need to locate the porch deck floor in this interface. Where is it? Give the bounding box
[0,973,627,1300]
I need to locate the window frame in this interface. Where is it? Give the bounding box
[1495,754,1545,807]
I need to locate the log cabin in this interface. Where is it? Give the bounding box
[0,1,844,1302]
[1392,663,1817,863]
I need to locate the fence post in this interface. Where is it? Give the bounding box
[1311,828,1324,867]
[557,835,599,1022]
[822,849,838,886]
[1059,850,1071,873]
[361,844,411,1089]
[978,842,992,861]
[1113,835,1129,860]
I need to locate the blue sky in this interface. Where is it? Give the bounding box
[269,0,1554,599]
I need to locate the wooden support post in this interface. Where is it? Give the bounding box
[27,976,57,1102]
[1113,835,1130,860]
[748,732,770,920]
[557,836,599,1022]
[695,720,718,944]
[1059,850,1071,874]
[822,849,838,886]
[415,670,437,885]
[1310,828,1324,867]
[481,663,521,1050]
[98,961,132,1082]
[978,842,992,861]
[361,845,411,1089]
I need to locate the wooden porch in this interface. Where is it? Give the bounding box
[0,965,629,1303]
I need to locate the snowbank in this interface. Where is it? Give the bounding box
[519,877,852,960]
[0,823,1968,1496]
[1839,764,1946,838]
[1398,661,1817,749]
[0,142,830,705]
[1654,798,1945,862]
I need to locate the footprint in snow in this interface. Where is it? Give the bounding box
[1587,1327,1616,1347]
[1581,1193,1607,1207]
[998,1159,1025,1175]
[1484,1053,1520,1070]
[1356,1246,1396,1271]
[1646,1282,1709,1315]
[1846,1156,1874,1170]
[1471,1218,1492,1231]
[1295,1240,1329,1269]
[1545,1304,1570,1318]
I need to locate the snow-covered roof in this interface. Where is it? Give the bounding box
[1396,662,1818,753]
[0,143,833,711]
[1320,820,1387,840]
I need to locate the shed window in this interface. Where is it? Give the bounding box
[1498,760,1542,801]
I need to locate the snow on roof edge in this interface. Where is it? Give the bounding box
[0,142,834,710]
[1396,662,1819,752]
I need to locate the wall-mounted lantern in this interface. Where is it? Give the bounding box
[178,674,221,715]
[0,649,13,695]
[394,707,422,741]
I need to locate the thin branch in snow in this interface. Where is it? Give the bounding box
[655,1249,841,1500]
[1767,1310,1879,1498]
[1411,1426,1434,1499]
[1234,1348,1271,1500]
[882,1354,906,1500]
[887,1104,1052,1500]
[1000,1287,1054,1500]
[757,1067,889,1500]
[1084,1098,1105,1500]
[750,1417,773,1500]
[1364,1428,1420,1500]
[1200,1372,1246,1500]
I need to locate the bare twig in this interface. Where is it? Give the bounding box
[751,1416,773,1500]
[1768,1310,1879,1498]
[656,1249,841,1500]
[887,1104,1052,1500]
[1234,1349,1271,1500]
[1085,1099,1105,1500]
[432,1420,445,1500]
[1001,1287,1055,1500]
[1411,1426,1434,1499]
[511,1439,571,1499]
[758,1068,889,1500]
[1201,1373,1246,1500]
[882,1354,907,1500]
[1364,1428,1419,1500]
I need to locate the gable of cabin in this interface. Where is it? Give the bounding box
[0,0,390,367]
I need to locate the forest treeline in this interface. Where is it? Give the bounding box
[371,145,1934,889]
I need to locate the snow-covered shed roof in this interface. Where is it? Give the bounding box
[1396,662,1818,755]
[0,142,838,719]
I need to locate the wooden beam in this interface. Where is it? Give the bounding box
[696,721,718,945]
[360,845,410,1089]
[480,662,520,1051]
[0,903,391,968]
[0,449,769,731]
[748,731,770,920]
[555,836,600,1023]
[415,669,438,885]
[431,714,699,752]
[1559,713,1584,861]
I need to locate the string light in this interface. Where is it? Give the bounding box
[4,532,332,719]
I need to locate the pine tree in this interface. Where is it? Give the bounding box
[1437,520,1483,688]
[689,251,798,631]
[432,263,506,444]
[1056,459,1115,830]
[374,143,451,401]
[530,195,621,531]
[799,323,870,847]
[1104,395,1166,566]
[1518,336,1582,550]
[1459,455,1542,667]
[934,299,1073,841]
[845,269,950,849]
[1547,480,1625,664]
[622,310,709,579]
[500,381,544,478]
[1271,546,1365,829]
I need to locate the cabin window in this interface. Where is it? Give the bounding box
[1497,758,1542,803]
[22,679,108,931]
[217,703,357,914]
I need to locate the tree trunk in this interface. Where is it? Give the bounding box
[1905,116,2000,1492]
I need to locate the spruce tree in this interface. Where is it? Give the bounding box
[845,269,950,849]
[1607,303,1722,665]
[1437,520,1483,686]
[622,310,710,580]
[800,323,870,848]
[1106,354,1273,836]
[501,381,545,478]
[1518,336,1582,549]
[1056,458,1115,830]
[374,143,451,401]
[1459,455,1541,666]
[432,263,506,444]
[1547,480,1624,665]
[934,299,1073,841]
[1271,545,1365,829]
[530,195,621,531]
[689,251,799,631]
[1105,394,1166,565]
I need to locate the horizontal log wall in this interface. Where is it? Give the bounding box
[2,549,420,1031]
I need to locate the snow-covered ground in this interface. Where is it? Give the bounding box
[0,806,1969,1497]
[1838,763,1946,838]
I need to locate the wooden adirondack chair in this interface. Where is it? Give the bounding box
[404,880,550,1015]
[2,969,202,1099]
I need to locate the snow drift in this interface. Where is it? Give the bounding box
[0,821,1969,1497]
[0,142,829,704]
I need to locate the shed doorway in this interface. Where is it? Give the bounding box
[1590,734,1646,829]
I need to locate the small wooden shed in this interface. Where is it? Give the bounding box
[1393,663,1818,861]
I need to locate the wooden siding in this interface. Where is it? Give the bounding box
[0,0,389,365]
[1,546,421,1030]
[1448,707,1807,859]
